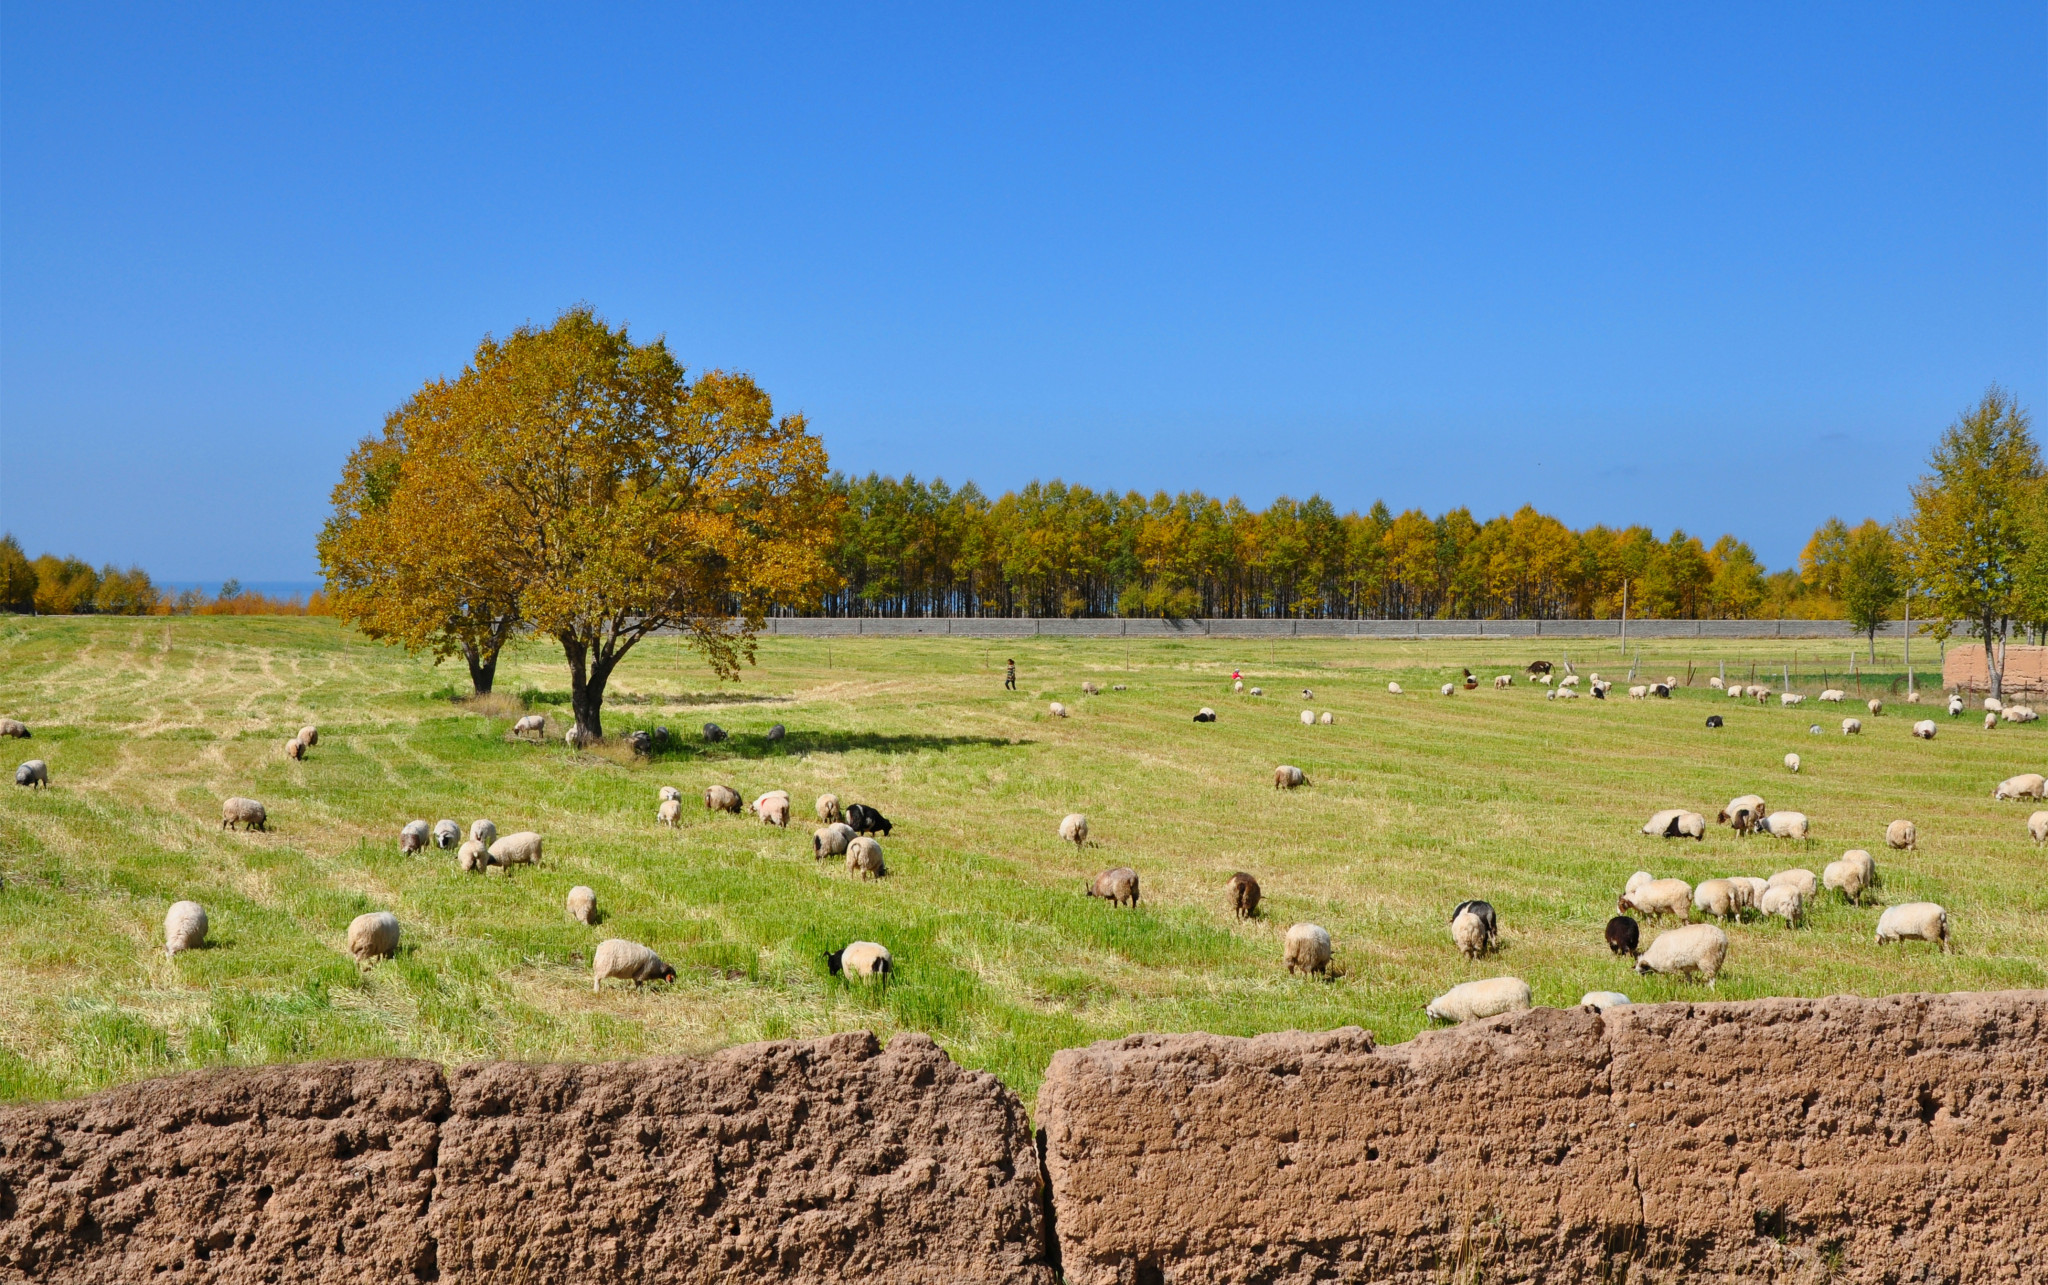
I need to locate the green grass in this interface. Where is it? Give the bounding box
[1,616,2041,1109]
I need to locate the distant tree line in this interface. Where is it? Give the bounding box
[0,538,327,616]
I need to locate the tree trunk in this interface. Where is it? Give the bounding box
[1985,620,2002,702]
[464,641,499,696]
[561,634,601,740]
[1868,627,1877,664]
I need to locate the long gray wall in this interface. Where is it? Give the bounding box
[762,616,1919,641]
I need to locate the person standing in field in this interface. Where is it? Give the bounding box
[1005,658,1016,690]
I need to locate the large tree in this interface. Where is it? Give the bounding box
[1903,387,2040,700]
[320,380,525,694]
[1840,521,1902,661]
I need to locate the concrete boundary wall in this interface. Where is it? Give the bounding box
[761,616,1919,641]
[4,992,2039,1283]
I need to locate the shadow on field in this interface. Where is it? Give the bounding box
[658,731,1026,760]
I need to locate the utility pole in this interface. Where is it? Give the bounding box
[1904,596,1913,696]
[1620,581,1629,654]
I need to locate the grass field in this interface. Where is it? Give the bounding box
[2,616,2043,1108]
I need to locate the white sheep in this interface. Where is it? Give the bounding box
[658,798,683,827]
[0,718,29,737]
[1081,681,1101,696]
[1767,868,1818,898]
[2030,811,2048,842]
[828,941,893,978]
[1579,991,1631,1011]
[1274,765,1307,790]
[1866,698,1882,716]
[295,725,319,748]
[1875,902,1950,953]
[1319,711,1334,725]
[1553,687,1580,700]
[1624,870,1654,897]
[567,886,597,925]
[15,759,49,789]
[592,939,674,991]
[1438,683,1454,696]
[486,831,543,873]
[1450,908,1490,960]
[846,835,886,880]
[1947,694,1964,717]
[1784,753,1801,773]
[812,822,855,859]
[1692,878,1743,922]
[1560,674,1581,689]
[1886,819,1917,850]
[1718,794,1767,828]
[1823,856,1871,905]
[220,797,267,831]
[1995,774,2047,800]
[1049,702,1069,718]
[399,820,430,855]
[1818,689,1846,703]
[347,911,400,967]
[512,714,546,739]
[816,793,843,823]
[1842,718,1862,735]
[164,901,208,957]
[1781,692,1805,707]
[1642,809,1706,840]
[1233,679,1245,693]
[658,785,682,803]
[1634,923,1729,985]
[457,839,487,872]
[1912,719,1937,739]
[1088,867,1140,906]
[1425,977,1532,1022]
[1731,876,1769,908]
[1758,884,1803,928]
[1249,687,1263,696]
[1986,697,2005,714]
[1494,675,1512,689]
[1300,709,1316,725]
[1538,674,1553,686]
[1756,811,1810,840]
[470,819,497,845]
[704,785,742,814]
[1387,682,1403,694]
[2003,705,2039,723]
[1628,685,1649,699]
[1059,813,1089,846]
[1283,923,1332,976]
[754,791,791,828]
[432,819,460,849]
[1709,676,1725,689]
[1986,712,1999,731]
[1619,877,1692,921]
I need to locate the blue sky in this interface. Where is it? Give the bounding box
[2,3,2042,580]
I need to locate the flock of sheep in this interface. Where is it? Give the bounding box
[1,651,2019,1029]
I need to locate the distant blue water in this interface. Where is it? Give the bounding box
[156,580,327,599]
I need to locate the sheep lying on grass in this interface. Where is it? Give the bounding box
[1579,991,1631,1011]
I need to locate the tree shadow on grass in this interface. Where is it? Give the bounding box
[652,730,1028,761]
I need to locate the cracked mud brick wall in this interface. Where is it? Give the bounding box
[3,993,2043,1284]
[1038,991,2047,1284]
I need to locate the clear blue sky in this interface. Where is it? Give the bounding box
[3,3,2042,581]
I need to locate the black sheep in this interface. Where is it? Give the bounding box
[1450,899,1499,951]
[1605,915,1641,958]
[1706,714,1724,728]
[846,803,893,837]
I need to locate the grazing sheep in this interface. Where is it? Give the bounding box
[1301,709,1317,725]
[846,836,886,880]
[1049,702,1068,718]
[512,714,545,740]
[1823,857,1871,905]
[1756,811,1810,840]
[812,822,855,859]
[1387,682,1403,695]
[457,839,487,872]
[657,785,682,803]
[1635,923,1729,985]
[815,793,843,823]
[1948,694,1964,717]
[283,736,306,761]
[626,730,653,756]
[828,941,893,978]
[753,791,791,828]
[658,798,683,827]
[1059,813,1089,846]
[1274,765,1307,790]
[1081,681,1101,696]
[15,759,49,789]
[1553,687,1581,700]
[1768,868,1819,898]
[1709,676,1725,690]
[1731,876,1768,909]
[1875,902,1950,953]
[1450,900,1498,959]
[1302,688,1315,700]
[220,797,266,831]
[765,723,786,742]
[702,723,727,743]
[1087,867,1139,907]
[1784,753,1801,773]
[1425,977,1532,1022]
[1538,674,1554,686]
[1249,687,1263,696]
[1494,675,1512,689]
[1984,711,2000,731]
[1648,682,1671,698]
[705,785,742,814]
[1758,884,1803,928]
[592,939,675,992]
[1526,660,1553,676]
[1728,685,1745,700]
[1440,683,1456,696]
[1642,809,1706,840]
[2003,705,2038,723]
[399,820,430,855]
[1319,711,1334,725]
[1781,692,1805,707]
[1233,679,1244,693]
[564,726,592,750]
[1819,689,1846,703]
[486,831,543,873]
[1718,794,1767,829]
[1692,878,1743,922]
[649,726,672,749]
[1605,915,1641,958]
[1227,871,1261,919]
[1913,719,1936,739]
[1842,718,1861,735]
[1591,680,1612,699]
[567,885,597,925]
[1885,819,1916,850]
[432,819,460,849]
[164,901,208,957]
[1628,685,1649,699]
[1706,715,1724,729]
[1462,670,1478,690]
[1619,878,1693,922]
[1193,707,1217,722]
[1986,697,2005,714]
[1283,923,1332,976]
[2030,810,2048,842]
[470,819,497,844]
[846,803,893,836]
[1580,991,1632,1011]
[1995,773,2047,800]
[0,718,28,738]
[346,912,400,967]
[1624,870,1653,896]
[1560,674,1582,689]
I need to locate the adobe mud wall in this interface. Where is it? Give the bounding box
[2,993,2042,1285]
[1040,991,2047,1284]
